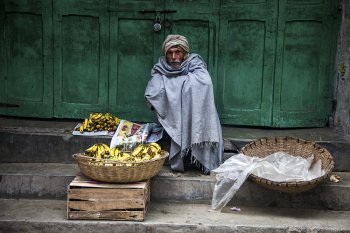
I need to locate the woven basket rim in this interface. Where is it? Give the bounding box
[249,172,330,186]
[73,150,169,165]
[240,136,334,188]
[72,150,169,183]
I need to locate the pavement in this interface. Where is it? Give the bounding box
[0,199,350,233]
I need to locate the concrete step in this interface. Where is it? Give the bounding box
[1,117,350,171]
[1,163,349,210]
[222,127,350,172]
[0,198,349,233]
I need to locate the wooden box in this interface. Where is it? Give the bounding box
[67,175,150,221]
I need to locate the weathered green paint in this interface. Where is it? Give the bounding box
[165,0,219,93]
[109,0,218,122]
[272,0,339,127]
[109,0,164,122]
[0,0,340,127]
[0,0,53,117]
[53,0,109,118]
[218,0,277,126]
[218,0,338,127]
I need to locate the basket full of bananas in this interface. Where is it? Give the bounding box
[73,142,169,183]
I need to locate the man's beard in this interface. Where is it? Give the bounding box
[169,61,181,69]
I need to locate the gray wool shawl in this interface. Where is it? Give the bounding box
[145,53,223,172]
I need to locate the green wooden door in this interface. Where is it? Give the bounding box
[109,0,164,122]
[0,0,53,117]
[217,0,338,127]
[53,0,109,118]
[218,0,278,126]
[164,0,219,91]
[272,0,338,127]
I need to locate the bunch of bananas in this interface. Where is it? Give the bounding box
[85,143,111,159]
[79,113,120,133]
[131,143,162,162]
[84,142,162,163]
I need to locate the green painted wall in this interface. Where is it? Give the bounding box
[0,0,339,127]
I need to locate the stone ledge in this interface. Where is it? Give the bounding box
[0,163,349,210]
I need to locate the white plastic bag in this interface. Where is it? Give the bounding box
[211,152,325,210]
[252,152,323,182]
[211,154,258,210]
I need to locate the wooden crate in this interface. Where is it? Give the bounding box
[67,175,150,221]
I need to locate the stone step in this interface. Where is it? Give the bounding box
[222,127,350,172]
[0,198,349,233]
[1,163,349,210]
[1,117,350,171]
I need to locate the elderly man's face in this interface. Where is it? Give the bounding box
[166,46,186,69]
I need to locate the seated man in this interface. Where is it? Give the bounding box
[145,35,223,173]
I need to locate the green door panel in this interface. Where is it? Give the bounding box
[280,21,322,112]
[61,16,101,105]
[165,21,218,90]
[168,20,212,65]
[218,1,277,126]
[164,0,219,96]
[272,0,338,127]
[109,1,164,122]
[53,0,109,118]
[223,21,266,110]
[109,10,162,122]
[0,0,53,117]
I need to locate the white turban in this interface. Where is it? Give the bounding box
[162,35,189,54]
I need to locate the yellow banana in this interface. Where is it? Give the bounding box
[149,142,161,151]
[83,119,89,129]
[101,144,110,154]
[114,117,120,125]
[110,147,120,157]
[143,154,151,161]
[104,113,112,120]
[100,144,107,158]
[92,113,102,120]
[85,144,96,153]
[120,152,131,161]
[95,144,101,158]
[95,145,102,159]
[132,144,144,157]
[149,145,159,153]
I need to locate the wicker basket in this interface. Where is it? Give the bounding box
[73,150,169,183]
[240,136,334,193]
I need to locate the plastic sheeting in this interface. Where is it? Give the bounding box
[211,152,325,210]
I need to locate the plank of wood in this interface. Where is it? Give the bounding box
[70,175,149,189]
[68,199,145,211]
[68,188,145,200]
[68,210,145,221]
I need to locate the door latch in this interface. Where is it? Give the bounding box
[153,13,162,32]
